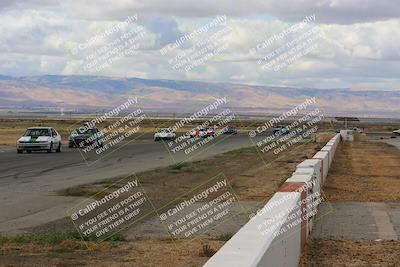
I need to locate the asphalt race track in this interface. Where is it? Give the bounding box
[0,133,267,234]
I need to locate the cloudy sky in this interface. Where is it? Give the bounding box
[0,0,399,90]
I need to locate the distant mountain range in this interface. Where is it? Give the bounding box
[0,74,399,117]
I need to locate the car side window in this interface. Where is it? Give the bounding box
[51,129,57,136]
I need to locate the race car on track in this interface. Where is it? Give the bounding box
[204,128,216,137]
[223,126,238,134]
[188,127,201,138]
[68,126,104,148]
[273,125,289,135]
[188,127,203,138]
[154,128,176,141]
[189,127,215,138]
[17,127,62,153]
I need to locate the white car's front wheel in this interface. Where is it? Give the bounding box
[47,143,53,153]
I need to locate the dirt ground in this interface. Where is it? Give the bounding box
[323,135,400,202]
[299,238,400,267]
[0,238,225,267]
[301,135,400,266]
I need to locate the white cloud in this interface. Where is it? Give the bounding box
[55,0,400,24]
[0,1,399,90]
[5,0,399,24]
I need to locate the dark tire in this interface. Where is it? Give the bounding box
[17,150,23,154]
[47,143,53,153]
[56,143,61,152]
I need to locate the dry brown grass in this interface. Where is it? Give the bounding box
[0,240,109,255]
[0,238,224,267]
[299,238,400,267]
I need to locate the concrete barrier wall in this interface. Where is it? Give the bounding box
[327,133,340,153]
[204,192,304,267]
[340,129,353,141]
[204,133,341,267]
[296,159,322,185]
[286,174,318,234]
[321,146,333,167]
[312,151,329,183]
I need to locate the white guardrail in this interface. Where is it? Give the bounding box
[204,133,341,267]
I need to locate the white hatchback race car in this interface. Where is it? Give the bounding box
[154,128,176,141]
[16,127,62,153]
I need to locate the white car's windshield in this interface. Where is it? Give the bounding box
[24,129,50,137]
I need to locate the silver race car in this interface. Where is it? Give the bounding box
[17,127,62,153]
[154,128,176,141]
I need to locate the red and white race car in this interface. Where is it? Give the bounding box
[204,128,215,137]
[189,127,216,138]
